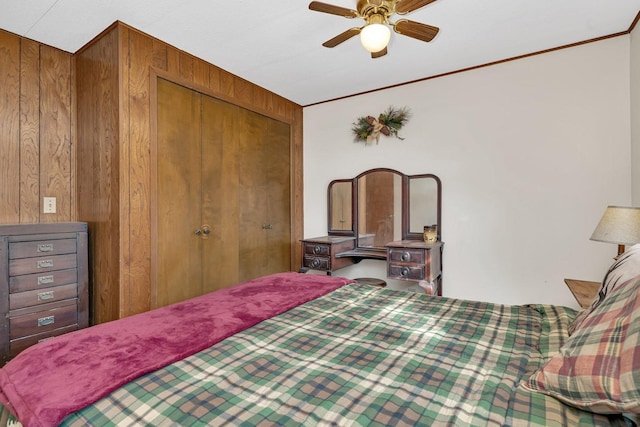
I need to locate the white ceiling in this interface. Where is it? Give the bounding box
[2,0,639,106]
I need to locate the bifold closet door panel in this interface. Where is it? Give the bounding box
[264,119,291,276]
[156,79,204,307]
[201,95,239,291]
[237,110,291,282]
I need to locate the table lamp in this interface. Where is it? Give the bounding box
[590,206,640,256]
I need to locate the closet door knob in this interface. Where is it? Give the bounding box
[195,229,202,236]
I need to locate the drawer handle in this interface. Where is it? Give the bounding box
[401,252,411,262]
[37,243,54,252]
[262,224,273,230]
[37,260,54,269]
[37,316,55,327]
[313,246,322,254]
[401,267,410,277]
[311,258,321,268]
[38,275,55,285]
[38,291,54,301]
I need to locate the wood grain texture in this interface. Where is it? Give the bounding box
[156,79,203,307]
[39,45,72,223]
[19,39,41,223]
[0,31,21,224]
[75,25,121,324]
[75,22,302,322]
[126,28,153,317]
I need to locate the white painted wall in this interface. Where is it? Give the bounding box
[303,36,632,309]
[632,25,640,206]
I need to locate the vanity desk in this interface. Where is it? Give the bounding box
[301,168,443,295]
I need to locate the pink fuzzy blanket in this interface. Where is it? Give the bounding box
[0,272,353,427]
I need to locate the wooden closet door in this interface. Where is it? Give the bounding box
[264,119,291,274]
[156,79,204,307]
[200,95,239,291]
[237,110,291,282]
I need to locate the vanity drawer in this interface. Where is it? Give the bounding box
[9,302,78,339]
[302,256,330,271]
[304,243,330,257]
[9,253,77,276]
[10,283,78,310]
[388,248,425,264]
[9,239,77,259]
[10,268,77,293]
[9,325,78,357]
[388,264,426,281]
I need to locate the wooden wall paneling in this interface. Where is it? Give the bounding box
[75,22,302,321]
[220,71,234,98]
[19,39,41,223]
[253,87,273,114]
[193,60,209,88]
[291,107,304,270]
[208,65,221,94]
[76,25,121,324]
[151,39,168,71]
[39,45,72,223]
[70,54,77,222]
[179,52,194,82]
[233,77,253,105]
[125,28,153,316]
[166,45,180,76]
[0,31,21,224]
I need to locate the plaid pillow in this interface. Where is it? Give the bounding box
[523,274,640,414]
[568,244,640,335]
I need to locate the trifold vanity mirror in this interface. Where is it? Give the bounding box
[302,168,443,295]
[327,168,441,258]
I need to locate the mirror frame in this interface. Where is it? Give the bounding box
[404,173,442,242]
[327,168,442,259]
[327,179,356,236]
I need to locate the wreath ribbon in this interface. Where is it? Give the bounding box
[365,116,391,144]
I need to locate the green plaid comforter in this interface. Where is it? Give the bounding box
[52,283,625,426]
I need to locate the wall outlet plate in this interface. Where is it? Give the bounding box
[43,197,56,214]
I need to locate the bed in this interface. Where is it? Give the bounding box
[0,248,639,426]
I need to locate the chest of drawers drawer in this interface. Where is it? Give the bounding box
[9,300,78,339]
[9,268,77,293]
[10,283,78,310]
[9,253,78,276]
[9,238,77,259]
[0,223,89,364]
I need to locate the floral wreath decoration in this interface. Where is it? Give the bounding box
[351,106,411,145]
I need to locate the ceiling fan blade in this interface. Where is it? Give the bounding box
[393,19,439,42]
[309,1,358,18]
[371,47,387,59]
[322,27,362,47]
[395,0,438,15]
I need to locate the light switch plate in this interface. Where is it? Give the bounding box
[43,197,56,214]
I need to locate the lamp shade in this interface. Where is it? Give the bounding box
[360,23,391,53]
[590,206,640,245]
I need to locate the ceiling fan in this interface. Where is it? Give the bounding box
[309,0,439,58]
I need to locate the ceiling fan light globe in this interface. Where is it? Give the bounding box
[360,23,391,53]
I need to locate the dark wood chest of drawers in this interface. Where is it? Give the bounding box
[0,223,89,363]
